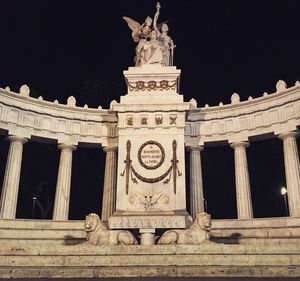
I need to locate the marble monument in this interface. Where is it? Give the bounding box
[0,1,300,278]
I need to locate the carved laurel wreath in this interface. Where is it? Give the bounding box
[137,140,165,170]
[120,140,182,194]
[127,80,177,91]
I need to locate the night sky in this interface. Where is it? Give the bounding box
[0,0,299,220]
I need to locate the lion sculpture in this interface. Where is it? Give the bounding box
[157,212,211,245]
[84,213,138,245]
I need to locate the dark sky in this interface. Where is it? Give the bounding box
[0,0,299,220]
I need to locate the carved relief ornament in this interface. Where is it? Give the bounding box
[138,140,165,170]
[120,139,182,194]
[127,80,177,92]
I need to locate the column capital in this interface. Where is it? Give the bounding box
[230,141,249,149]
[58,143,77,151]
[278,131,299,141]
[103,146,118,153]
[186,145,204,152]
[5,135,28,144]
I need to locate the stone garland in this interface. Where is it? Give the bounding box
[120,140,181,194]
[127,80,177,91]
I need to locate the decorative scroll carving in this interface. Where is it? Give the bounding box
[128,192,169,211]
[138,140,165,170]
[120,140,182,194]
[128,80,177,92]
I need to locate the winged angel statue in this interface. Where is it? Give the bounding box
[123,2,175,66]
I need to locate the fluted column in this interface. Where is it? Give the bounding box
[230,141,253,219]
[101,146,118,222]
[187,145,204,220]
[0,136,27,219]
[53,143,76,221]
[279,131,300,217]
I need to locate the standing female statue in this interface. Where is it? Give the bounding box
[123,2,175,66]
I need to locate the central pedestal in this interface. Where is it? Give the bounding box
[110,65,192,244]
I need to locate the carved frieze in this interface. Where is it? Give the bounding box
[109,215,186,229]
[127,80,177,92]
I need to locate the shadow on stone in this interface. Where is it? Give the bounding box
[210,232,242,244]
[64,235,85,245]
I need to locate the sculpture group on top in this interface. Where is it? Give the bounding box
[123,2,175,66]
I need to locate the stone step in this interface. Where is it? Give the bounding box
[1,243,300,255]
[1,217,300,246]
[0,228,85,239]
[1,265,300,279]
[0,218,84,229]
[0,244,300,278]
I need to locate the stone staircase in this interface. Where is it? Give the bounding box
[0,217,300,278]
[0,243,300,278]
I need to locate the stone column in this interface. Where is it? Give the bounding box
[0,136,27,219]
[230,141,253,219]
[279,131,300,217]
[53,144,76,221]
[187,145,205,220]
[101,146,118,222]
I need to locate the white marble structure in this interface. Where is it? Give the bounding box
[0,69,300,279]
[1,2,299,227]
[109,64,190,244]
[0,3,300,278]
[0,78,299,223]
[0,2,299,243]
[53,144,77,221]
[0,136,27,219]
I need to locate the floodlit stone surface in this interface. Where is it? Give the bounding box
[0,136,27,219]
[0,243,300,278]
[0,217,300,277]
[230,141,253,219]
[52,144,77,221]
[0,79,299,147]
[110,64,190,242]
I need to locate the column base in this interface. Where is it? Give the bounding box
[139,228,155,245]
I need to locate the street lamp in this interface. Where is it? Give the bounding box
[32,196,37,219]
[203,198,208,213]
[280,187,289,216]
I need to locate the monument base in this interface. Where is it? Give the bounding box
[1,243,300,278]
[109,213,191,245]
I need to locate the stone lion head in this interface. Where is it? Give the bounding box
[196,212,211,231]
[84,213,106,233]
